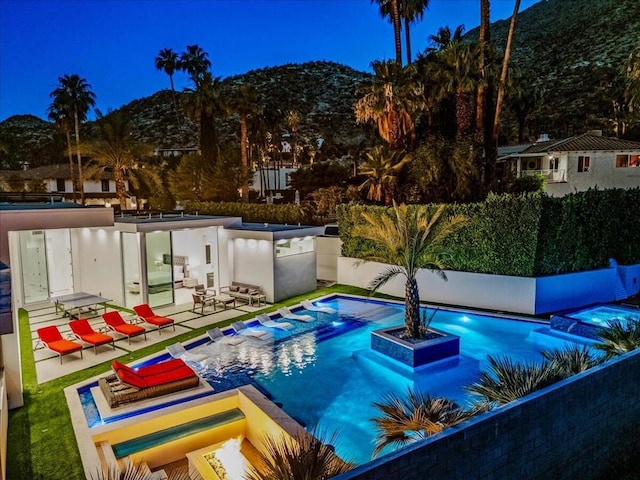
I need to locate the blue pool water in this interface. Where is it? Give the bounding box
[565,304,640,327]
[79,295,590,464]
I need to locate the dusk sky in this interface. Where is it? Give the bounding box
[0,0,540,122]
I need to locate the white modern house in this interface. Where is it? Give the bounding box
[498,131,640,196]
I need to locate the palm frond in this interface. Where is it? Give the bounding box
[540,343,603,375]
[595,317,640,359]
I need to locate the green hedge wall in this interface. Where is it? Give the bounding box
[184,201,315,225]
[337,188,640,277]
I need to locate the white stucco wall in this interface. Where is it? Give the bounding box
[229,237,275,302]
[316,236,342,281]
[546,151,640,196]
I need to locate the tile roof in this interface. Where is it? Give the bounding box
[0,164,111,180]
[522,134,640,154]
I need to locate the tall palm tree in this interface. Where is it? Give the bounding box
[285,110,302,164]
[47,99,76,201]
[82,111,154,209]
[182,72,224,165]
[372,0,403,65]
[49,74,96,204]
[379,0,430,65]
[179,44,211,88]
[475,0,491,131]
[359,145,411,205]
[228,84,262,202]
[355,60,423,149]
[372,388,469,457]
[155,48,184,141]
[246,429,354,480]
[426,24,465,53]
[352,202,468,338]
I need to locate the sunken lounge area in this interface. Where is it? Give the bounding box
[67,379,306,479]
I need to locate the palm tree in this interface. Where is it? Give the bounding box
[82,111,154,209]
[246,429,354,480]
[372,0,403,64]
[47,99,76,201]
[426,24,465,53]
[228,83,262,202]
[155,48,184,141]
[182,72,224,164]
[358,145,410,205]
[179,44,211,88]
[285,110,302,164]
[379,0,430,65]
[355,60,423,149]
[595,318,640,359]
[372,388,468,457]
[352,202,468,338]
[49,74,96,204]
[465,355,563,406]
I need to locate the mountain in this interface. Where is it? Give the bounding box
[465,0,640,138]
[2,0,639,169]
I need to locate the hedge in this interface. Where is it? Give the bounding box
[183,201,316,225]
[336,188,640,277]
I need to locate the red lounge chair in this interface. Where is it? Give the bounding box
[133,304,175,334]
[98,358,199,408]
[69,318,115,354]
[36,325,83,363]
[102,311,147,344]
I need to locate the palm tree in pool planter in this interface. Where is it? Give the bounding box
[353,202,468,338]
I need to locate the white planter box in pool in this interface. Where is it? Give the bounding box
[371,326,460,368]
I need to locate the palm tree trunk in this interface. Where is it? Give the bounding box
[73,110,85,205]
[405,18,412,65]
[169,75,184,145]
[65,130,76,202]
[493,0,521,140]
[475,0,490,131]
[391,0,403,65]
[240,114,249,203]
[114,168,127,210]
[405,276,421,338]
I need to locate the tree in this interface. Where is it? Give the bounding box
[49,74,96,204]
[355,60,423,149]
[228,84,262,202]
[372,388,469,457]
[82,110,154,209]
[179,44,211,88]
[378,0,430,65]
[285,110,302,164]
[359,145,411,205]
[595,318,640,359]
[168,153,219,202]
[373,0,403,65]
[246,429,354,480]
[155,48,184,142]
[47,98,76,201]
[352,202,468,338]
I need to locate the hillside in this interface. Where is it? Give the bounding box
[466,0,640,137]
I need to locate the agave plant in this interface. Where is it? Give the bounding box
[540,343,603,376]
[595,317,640,359]
[371,388,470,457]
[465,355,563,406]
[246,429,354,480]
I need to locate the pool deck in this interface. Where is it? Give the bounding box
[27,298,269,384]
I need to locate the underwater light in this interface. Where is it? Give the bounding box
[461,315,471,322]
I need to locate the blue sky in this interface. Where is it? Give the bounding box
[0,0,540,121]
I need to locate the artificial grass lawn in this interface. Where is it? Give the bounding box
[6,285,368,480]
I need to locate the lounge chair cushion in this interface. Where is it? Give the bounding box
[117,369,147,389]
[113,359,196,389]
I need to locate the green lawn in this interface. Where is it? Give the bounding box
[6,285,367,480]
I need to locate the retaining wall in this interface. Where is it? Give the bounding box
[336,349,640,479]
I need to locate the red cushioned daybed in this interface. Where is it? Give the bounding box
[98,358,199,408]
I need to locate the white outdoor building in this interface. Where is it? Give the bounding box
[498,131,640,196]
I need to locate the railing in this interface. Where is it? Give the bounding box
[520,169,566,183]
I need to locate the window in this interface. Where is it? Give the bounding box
[615,154,639,167]
[578,156,590,173]
[549,157,559,170]
[56,179,66,192]
[101,179,110,192]
[631,154,640,167]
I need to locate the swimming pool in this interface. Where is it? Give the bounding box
[550,303,640,340]
[79,295,590,464]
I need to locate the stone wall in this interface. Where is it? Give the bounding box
[335,349,640,480]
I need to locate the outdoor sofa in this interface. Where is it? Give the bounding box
[220,281,266,306]
[99,358,199,408]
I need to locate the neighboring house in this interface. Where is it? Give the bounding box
[0,164,135,208]
[153,147,199,158]
[498,131,640,196]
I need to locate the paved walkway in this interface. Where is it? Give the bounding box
[28,299,267,384]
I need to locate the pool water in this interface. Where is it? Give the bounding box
[79,296,590,465]
[565,304,640,327]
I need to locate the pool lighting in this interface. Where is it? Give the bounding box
[461,315,471,322]
[332,321,343,327]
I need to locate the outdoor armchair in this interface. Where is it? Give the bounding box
[36,325,83,363]
[102,311,147,344]
[133,304,175,334]
[69,318,115,354]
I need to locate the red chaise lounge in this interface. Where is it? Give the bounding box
[69,318,115,354]
[98,358,199,408]
[102,311,147,344]
[36,325,83,363]
[133,304,175,334]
